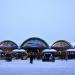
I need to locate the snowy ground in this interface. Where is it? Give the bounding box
[0,59,75,75]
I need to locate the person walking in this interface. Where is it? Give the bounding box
[30,54,34,64]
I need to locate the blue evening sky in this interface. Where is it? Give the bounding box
[0,0,75,45]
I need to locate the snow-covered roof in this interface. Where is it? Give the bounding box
[67,49,75,51]
[42,49,57,52]
[0,50,3,52]
[12,49,26,52]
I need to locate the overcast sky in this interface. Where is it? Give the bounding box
[0,0,75,45]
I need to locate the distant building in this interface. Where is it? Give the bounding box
[20,37,49,59]
[0,40,18,52]
[0,38,75,60]
[51,40,73,59]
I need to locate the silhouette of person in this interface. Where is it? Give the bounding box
[30,54,34,64]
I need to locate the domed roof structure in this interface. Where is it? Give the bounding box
[0,40,18,52]
[51,40,73,51]
[20,37,49,49]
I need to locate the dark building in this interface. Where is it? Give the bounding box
[0,40,18,60]
[20,37,49,59]
[51,40,73,59]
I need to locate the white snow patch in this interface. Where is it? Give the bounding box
[0,60,75,75]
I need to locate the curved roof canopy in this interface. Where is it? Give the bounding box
[51,40,73,50]
[0,40,18,51]
[20,37,49,49]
